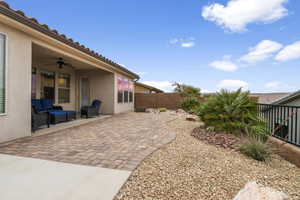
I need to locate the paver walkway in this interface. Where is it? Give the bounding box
[0,112,176,171]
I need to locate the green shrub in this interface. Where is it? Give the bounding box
[198,88,269,141]
[173,83,202,113]
[159,108,167,112]
[181,98,200,113]
[239,141,270,161]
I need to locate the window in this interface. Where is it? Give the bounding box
[0,34,6,114]
[129,81,133,103]
[40,71,55,102]
[124,91,129,103]
[117,77,133,104]
[118,91,123,103]
[58,73,71,103]
[117,76,124,103]
[129,91,133,102]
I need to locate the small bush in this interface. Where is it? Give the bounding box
[239,141,270,161]
[159,108,167,112]
[181,98,200,113]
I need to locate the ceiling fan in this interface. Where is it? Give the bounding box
[56,57,74,69]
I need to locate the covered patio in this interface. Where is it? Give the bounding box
[0,1,139,143]
[31,43,115,131]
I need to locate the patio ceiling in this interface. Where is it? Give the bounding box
[32,43,108,71]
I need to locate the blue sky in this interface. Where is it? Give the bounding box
[6,0,300,92]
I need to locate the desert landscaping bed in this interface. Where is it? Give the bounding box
[115,111,300,200]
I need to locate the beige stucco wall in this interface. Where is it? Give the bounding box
[114,73,134,114]
[76,70,115,114]
[0,22,32,143]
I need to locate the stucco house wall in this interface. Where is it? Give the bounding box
[0,22,32,142]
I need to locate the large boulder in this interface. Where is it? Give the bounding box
[233,182,289,200]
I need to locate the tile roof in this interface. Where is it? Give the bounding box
[250,93,291,104]
[0,1,139,79]
[271,90,300,105]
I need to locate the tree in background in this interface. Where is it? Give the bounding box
[173,82,202,113]
[173,82,202,98]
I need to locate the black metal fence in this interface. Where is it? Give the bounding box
[258,104,300,147]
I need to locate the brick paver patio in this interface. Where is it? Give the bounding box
[0,112,176,171]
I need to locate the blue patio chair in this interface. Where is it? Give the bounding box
[31,105,50,131]
[31,99,43,112]
[81,99,102,118]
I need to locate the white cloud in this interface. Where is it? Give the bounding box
[142,81,174,92]
[275,41,300,61]
[202,0,288,32]
[181,42,195,48]
[210,60,238,71]
[169,37,195,48]
[264,81,295,91]
[217,80,249,91]
[239,40,283,63]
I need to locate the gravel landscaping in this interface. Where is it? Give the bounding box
[115,111,300,200]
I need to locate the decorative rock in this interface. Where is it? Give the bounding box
[176,109,186,114]
[186,115,197,122]
[233,182,289,200]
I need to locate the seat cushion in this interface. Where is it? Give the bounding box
[49,111,67,116]
[64,110,76,114]
[41,99,54,111]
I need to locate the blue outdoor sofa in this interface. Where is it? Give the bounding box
[32,99,76,125]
